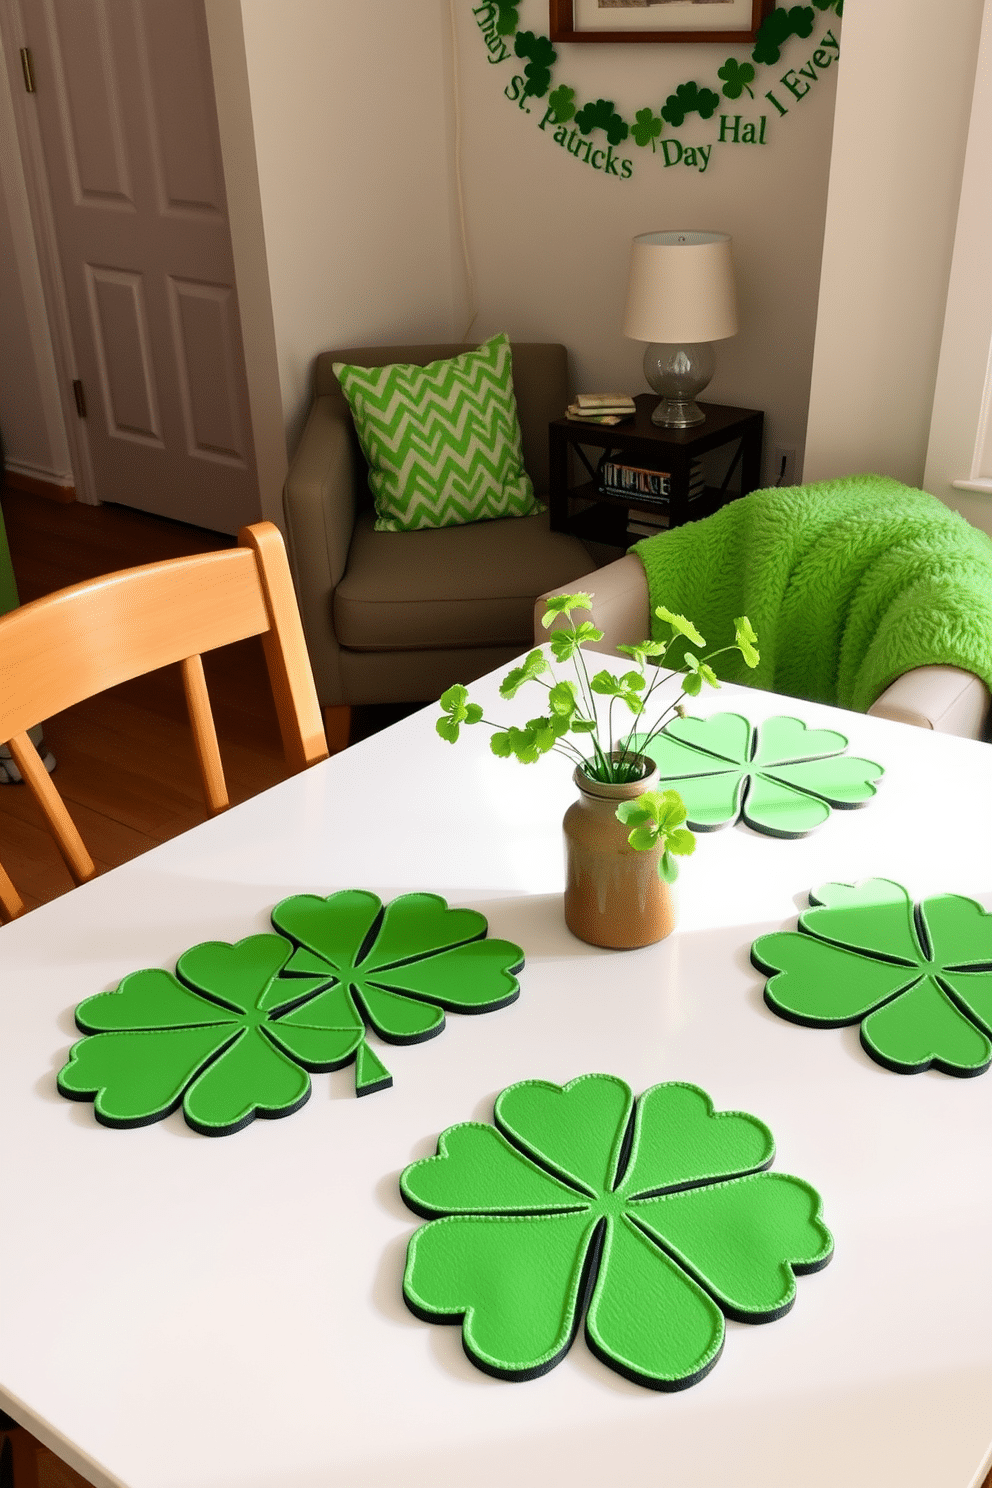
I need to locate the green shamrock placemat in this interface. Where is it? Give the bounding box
[400,1075,832,1390]
[751,879,992,1076]
[631,713,884,837]
[57,891,524,1136]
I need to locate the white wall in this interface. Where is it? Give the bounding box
[236,0,461,452]
[235,0,841,482]
[0,24,71,487]
[436,0,841,485]
[803,0,984,492]
[923,0,992,539]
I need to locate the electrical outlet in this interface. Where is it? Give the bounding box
[773,446,796,486]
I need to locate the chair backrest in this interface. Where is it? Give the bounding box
[0,522,328,921]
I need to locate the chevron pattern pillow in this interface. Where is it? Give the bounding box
[333,334,542,532]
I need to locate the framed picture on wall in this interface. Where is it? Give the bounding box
[549,0,774,43]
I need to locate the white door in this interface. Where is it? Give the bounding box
[11,0,260,533]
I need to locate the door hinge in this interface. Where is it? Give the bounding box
[72,379,87,418]
[19,47,35,94]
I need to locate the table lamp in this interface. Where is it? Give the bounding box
[622,230,738,428]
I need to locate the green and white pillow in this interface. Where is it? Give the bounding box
[333,334,542,532]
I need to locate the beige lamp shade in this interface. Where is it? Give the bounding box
[622,231,738,344]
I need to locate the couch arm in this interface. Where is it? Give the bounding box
[868,665,991,739]
[283,396,361,707]
[535,554,649,654]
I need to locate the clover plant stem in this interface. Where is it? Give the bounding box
[570,627,599,723]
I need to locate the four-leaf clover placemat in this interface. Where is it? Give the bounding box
[751,879,992,1077]
[57,891,524,1135]
[400,1075,832,1390]
[632,714,884,837]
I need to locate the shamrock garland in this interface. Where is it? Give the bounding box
[752,880,992,1077]
[481,0,842,160]
[632,713,883,838]
[401,1075,832,1389]
[57,891,524,1135]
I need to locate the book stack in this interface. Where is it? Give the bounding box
[599,459,670,501]
[565,392,636,426]
[598,458,706,539]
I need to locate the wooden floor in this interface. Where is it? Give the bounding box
[0,490,299,916]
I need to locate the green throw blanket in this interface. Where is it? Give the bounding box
[633,475,992,713]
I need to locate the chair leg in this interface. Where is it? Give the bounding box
[2,1425,40,1488]
[323,704,351,755]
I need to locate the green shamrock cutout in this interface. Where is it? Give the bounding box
[752,5,815,67]
[752,880,992,1077]
[514,31,556,99]
[58,934,342,1135]
[660,81,721,128]
[574,97,629,146]
[632,713,884,838]
[271,891,523,1093]
[718,58,756,100]
[401,1076,832,1390]
[546,83,576,124]
[57,893,524,1135]
[631,107,663,150]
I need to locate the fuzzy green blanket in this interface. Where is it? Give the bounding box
[633,475,992,713]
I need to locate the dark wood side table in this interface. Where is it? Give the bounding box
[548,395,764,548]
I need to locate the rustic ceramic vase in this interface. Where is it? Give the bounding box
[562,754,676,950]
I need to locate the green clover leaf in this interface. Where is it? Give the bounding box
[57,934,343,1135]
[654,605,705,649]
[549,621,604,662]
[590,668,646,715]
[752,880,992,1077]
[616,639,669,665]
[632,107,663,150]
[616,790,695,882]
[660,81,720,129]
[541,592,594,625]
[683,652,719,692]
[633,713,884,838]
[717,58,756,100]
[734,614,760,669]
[490,718,563,762]
[546,83,576,124]
[499,648,549,698]
[271,892,524,1093]
[437,684,483,744]
[574,98,629,145]
[401,1076,832,1389]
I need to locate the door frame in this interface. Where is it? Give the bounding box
[0,0,287,526]
[0,0,97,504]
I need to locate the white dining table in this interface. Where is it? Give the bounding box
[2,658,991,1488]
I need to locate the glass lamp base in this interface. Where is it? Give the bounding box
[643,342,715,428]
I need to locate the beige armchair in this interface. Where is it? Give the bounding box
[537,552,991,738]
[283,342,592,751]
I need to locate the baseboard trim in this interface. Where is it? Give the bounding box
[3,469,76,503]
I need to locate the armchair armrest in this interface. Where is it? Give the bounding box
[868,665,991,739]
[535,554,649,654]
[538,562,991,740]
[283,395,360,706]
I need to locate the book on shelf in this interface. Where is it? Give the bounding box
[575,392,636,413]
[627,510,670,538]
[599,458,670,500]
[566,404,633,426]
[598,456,706,506]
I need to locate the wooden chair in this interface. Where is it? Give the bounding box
[0,521,328,922]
